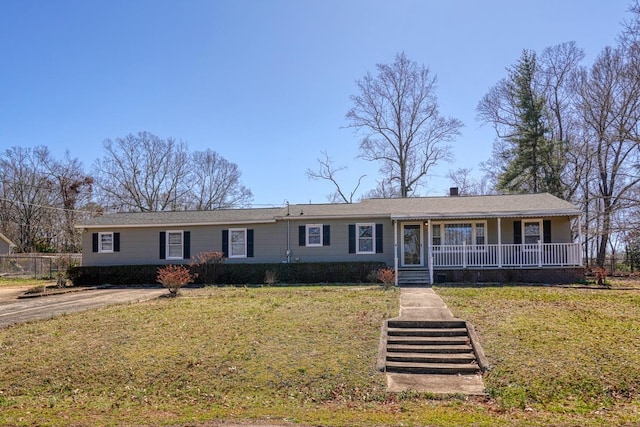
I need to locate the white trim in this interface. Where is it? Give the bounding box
[355,223,375,254]
[228,228,248,258]
[305,224,323,247]
[393,220,398,287]
[98,232,114,253]
[166,230,184,260]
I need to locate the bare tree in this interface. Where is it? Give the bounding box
[0,147,56,252]
[477,46,583,197]
[346,52,463,197]
[576,46,640,266]
[45,153,93,251]
[187,149,253,210]
[93,132,191,212]
[306,151,365,203]
[445,168,491,196]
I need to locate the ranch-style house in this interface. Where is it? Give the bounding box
[77,192,584,284]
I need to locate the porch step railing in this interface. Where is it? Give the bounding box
[432,242,582,268]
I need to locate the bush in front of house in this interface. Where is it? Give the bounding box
[156,264,195,296]
[68,261,387,287]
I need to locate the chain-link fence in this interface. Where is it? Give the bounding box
[0,254,82,279]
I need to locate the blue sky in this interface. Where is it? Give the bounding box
[0,0,631,207]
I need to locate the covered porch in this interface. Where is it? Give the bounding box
[392,215,583,285]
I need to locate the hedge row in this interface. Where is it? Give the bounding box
[68,261,388,287]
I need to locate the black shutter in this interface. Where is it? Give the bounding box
[247,229,254,257]
[513,221,522,244]
[159,232,166,259]
[323,225,330,246]
[299,225,306,246]
[375,224,383,253]
[348,224,356,253]
[92,233,98,252]
[114,232,120,252]
[543,220,551,243]
[184,231,190,259]
[222,230,229,258]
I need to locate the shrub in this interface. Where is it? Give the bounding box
[189,251,225,284]
[69,261,387,286]
[264,269,279,286]
[156,265,195,296]
[376,267,395,290]
[593,266,607,287]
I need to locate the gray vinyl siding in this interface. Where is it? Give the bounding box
[0,239,10,255]
[289,219,392,264]
[496,217,573,245]
[81,218,394,266]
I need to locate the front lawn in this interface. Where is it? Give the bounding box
[0,285,638,426]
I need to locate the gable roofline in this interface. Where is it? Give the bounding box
[0,232,16,247]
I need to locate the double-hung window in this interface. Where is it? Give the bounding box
[432,222,487,248]
[166,231,184,259]
[99,232,113,253]
[357,223,375,254]
[306,224,322,247]
[523,220,542,244]
[229,228,247,258]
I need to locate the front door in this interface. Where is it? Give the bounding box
[402,223,423,266]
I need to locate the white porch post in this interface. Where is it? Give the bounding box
[497,217,503,268]
[577,216,584,266]
[393,220,398,287]
[427,219,433,284]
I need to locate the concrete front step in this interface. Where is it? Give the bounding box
[387,327,468,337]
[387,335,471,346]
[387,343,474,354]
[387,352,476,364]
[386,361,480,375]
[382,319,481,377]
[388,320,467,329]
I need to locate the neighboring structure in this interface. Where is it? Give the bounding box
[0,233,16,255]
[77,192,584,284]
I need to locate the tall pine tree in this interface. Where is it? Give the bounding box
[498,50,563,195]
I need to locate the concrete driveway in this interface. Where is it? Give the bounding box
[0,287,166,329]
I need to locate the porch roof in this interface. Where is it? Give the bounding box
[385,193,580,220]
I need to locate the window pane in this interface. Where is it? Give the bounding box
[168,232,182,244]
[475,223,485,245]
[357,225,374,253]
[100,234,113,251]
[524,222,540,244]
[231,230,245,243]
[168,246,182,258]
[308,226,321,245]
[359,226,372,238]
[359,238,373,252]
[443,224,472,245]
[230,230,246,256]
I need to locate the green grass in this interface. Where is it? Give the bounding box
[0,277,55,287]
[0,285,639,426]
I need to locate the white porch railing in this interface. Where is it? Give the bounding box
[432,242,582,268]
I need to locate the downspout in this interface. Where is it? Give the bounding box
[286,201,291,263]
[393,220,398,287]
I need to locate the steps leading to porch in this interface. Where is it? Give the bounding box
[382,320,481,375]
[397,268,430,286]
